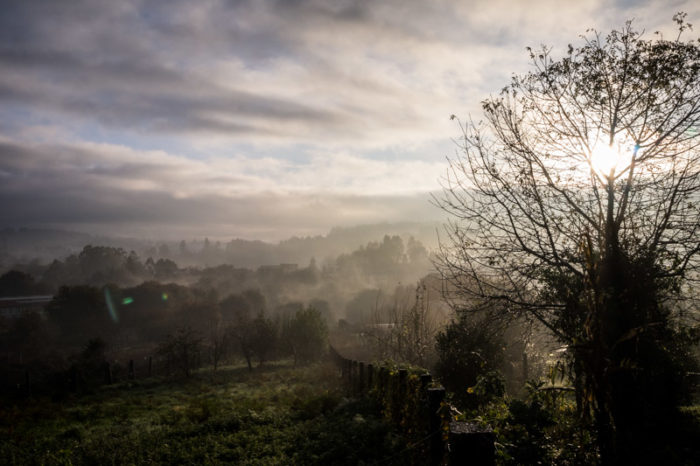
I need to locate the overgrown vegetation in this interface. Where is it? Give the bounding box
[1,361,411,465]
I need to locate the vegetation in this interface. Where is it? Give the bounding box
[434,312,506,409]
[436,15,700,464]
[1,361,411,465]
[285,307,329,366]
[156,327,203,378]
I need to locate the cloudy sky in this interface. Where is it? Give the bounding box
[1,0,697,241]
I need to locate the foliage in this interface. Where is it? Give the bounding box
[463,384,598,466]
[249,312,279,366]
[434,312,506,408]
[0,270,48,296]
[219,290,272,371]
[43,245,150,288]
[435,15,700,463]
[47,285,115,346]
[0,362,411,465]
[286,307,328,365]
[336,234,408,277]
[156,327,203,378]
[365,281,439,367]
[0,310,51,363]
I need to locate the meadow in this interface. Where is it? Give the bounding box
[1,361,410,465]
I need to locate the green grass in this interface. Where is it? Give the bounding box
[1,361,410,465]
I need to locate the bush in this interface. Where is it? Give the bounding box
[434,313,505,409]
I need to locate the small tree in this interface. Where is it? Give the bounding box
[220,291,277,371]
[250,313,278,367]
[208,317,229,371]
[286,307,328,366]
[220,292,256,371]
[436,15,700,464]
[157,327,202,378]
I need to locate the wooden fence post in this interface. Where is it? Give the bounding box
[420,373,432,391]
[24,369,30,396]
[70,365,79,392]
[359,362,365,394]
[379,367,388,404]
[448,422,495,466]
[104,362,112,385]
[148,356,153,377]
[394,369,407,425]
[428,387,446,465]
[367,364,374,392]
[128,359,135,380]
[419,373,433,435]
[351,361,358,394]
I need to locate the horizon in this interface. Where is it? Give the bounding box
[0,219,443,245]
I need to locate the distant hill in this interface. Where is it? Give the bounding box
[0,227,151,265]
[0,222,442,270]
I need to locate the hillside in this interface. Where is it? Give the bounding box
[1,361,410,465]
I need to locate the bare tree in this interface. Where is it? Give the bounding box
[435,15,700,464]
[366,282,438,367]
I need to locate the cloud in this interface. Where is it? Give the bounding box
[0,136,445,239]
[1,0,698,238]
[4,0,694,150]
[0,0,632,147]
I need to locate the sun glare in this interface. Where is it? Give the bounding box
[590,142,619,177]
[589,139,636,179]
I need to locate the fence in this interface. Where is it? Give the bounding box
[329,346,495,466]
[1,355,166,398]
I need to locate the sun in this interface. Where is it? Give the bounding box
[588,139,636,179]
[590,142,619,177]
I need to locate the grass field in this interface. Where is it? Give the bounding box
[1,360,410,465]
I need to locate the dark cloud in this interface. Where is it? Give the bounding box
[0,137,444,239]
[0,0,478,145]
[0,161,442,241]
[0,0,353,140]
[1,0,695,239]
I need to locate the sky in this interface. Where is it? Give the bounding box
[1,0,698,242]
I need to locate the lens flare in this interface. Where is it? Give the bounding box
[104,288,119,323]
[162,292,168,301]
[122,297,134,305]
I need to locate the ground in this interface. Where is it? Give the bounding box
[1,360,410,465]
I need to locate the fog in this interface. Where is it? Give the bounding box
[0,222,451,357]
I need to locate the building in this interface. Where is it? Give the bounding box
[0,295,53,319]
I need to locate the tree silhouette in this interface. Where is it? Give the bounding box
[435,15,700,464]
[219,290,272,371]
[156,327,202,378]
[285,306,328,366]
